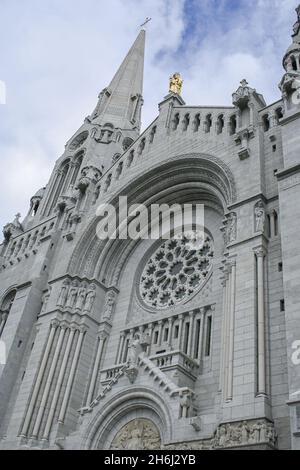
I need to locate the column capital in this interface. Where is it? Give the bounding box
[253,246,267,258]
[98,331,107,341]
[51,319,60,329]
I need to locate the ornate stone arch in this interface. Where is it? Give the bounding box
[68,153,236,283]
[81,387,173,449]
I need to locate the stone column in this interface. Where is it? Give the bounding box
[187,311,195,357]
[255,248,267,396]
[197,308,205,363]
[167,317,173,348]
[223,266,232,401]
[157,321,163,347]
[58,327,85,424]
[178,314,184,350]
[117,332,125,363]
[226,260,236,401]
[147,324,154,356]
[219,277,228,391]
[86,333,106,405]
[20,320,58,438]
[32,322,67,438]
[42,325,76,440]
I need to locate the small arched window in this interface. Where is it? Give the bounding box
[216,114,224,134]
[273,210,279,237]
[291,55,298,71]
[275,107,283,122]
[182,114,190,131]
[172,113,180,131]
[262,114,270,132]
[0,290,16,337]
[70,152,84,187]
[149,126,157,143]
[229,115,237,135]
[204,114,212,133]
[138,138,146,155]
[193,114,201,132]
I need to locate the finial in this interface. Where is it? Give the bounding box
[240,79,249,87]
[169,73,183,95]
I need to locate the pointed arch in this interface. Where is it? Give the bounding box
[68,153,236,285]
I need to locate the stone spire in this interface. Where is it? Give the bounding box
[91,29,146,132]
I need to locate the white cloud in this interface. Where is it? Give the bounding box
[0,0,298,230]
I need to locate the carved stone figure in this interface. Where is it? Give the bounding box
[65,280,79,309]
[57,279,70,308]
[102,290,116,320]
[75,285,87,311]
[110,419,161,450]
[169,73,183,95]
[127,333,142,367]
[255,201,266,232]
[240,421,250,444]
[227,212,237,243]
[83,284,96,313]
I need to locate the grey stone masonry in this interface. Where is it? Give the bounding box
[1,6,300,450]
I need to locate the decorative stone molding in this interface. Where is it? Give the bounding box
[221,212,237,246]
[164,420,277,450]
[56,278,96,314]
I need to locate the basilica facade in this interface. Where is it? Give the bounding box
[1,5,300,451]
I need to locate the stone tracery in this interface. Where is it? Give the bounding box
[140,232,214,309]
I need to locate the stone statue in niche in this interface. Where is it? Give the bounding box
[110,419,161,450]
[102,290,117,320]
[227,212,237,243]
[65,280,79,309]
[127,333,143,367]
[57,279,70,308]
[75,284,87,311]
[83,284,96,313]
[255,201,266,232]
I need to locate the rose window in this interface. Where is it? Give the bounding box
[140,232,214,309]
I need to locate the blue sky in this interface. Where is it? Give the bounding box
[0,0,299,230]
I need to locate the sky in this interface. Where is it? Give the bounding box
[0,0,299,230]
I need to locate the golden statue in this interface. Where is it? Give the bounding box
[169,73,183,95]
